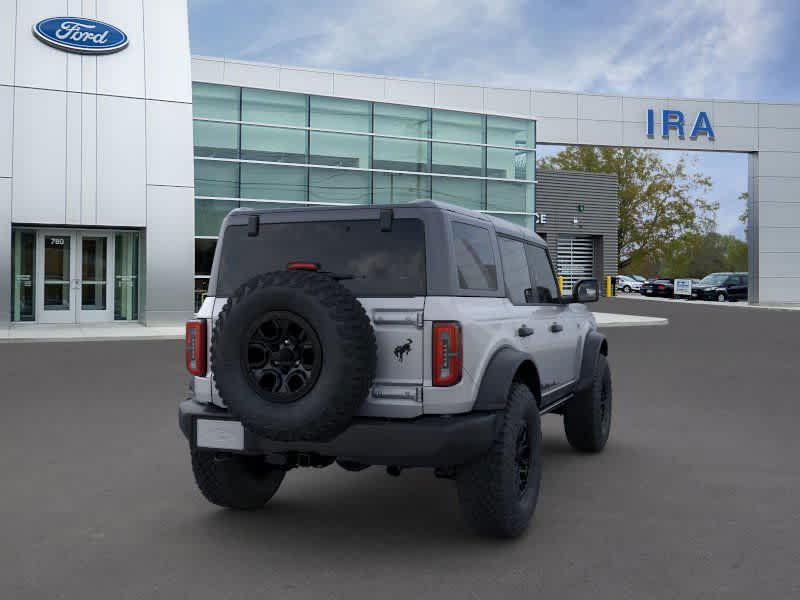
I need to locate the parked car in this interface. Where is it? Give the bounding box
[640,279,674,298]
[691,272,748,302]
[616,274,643,293]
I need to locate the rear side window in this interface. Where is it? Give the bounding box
[525,244,560,303]
[452,222,498,290]
[498,237,532,304]
[216,218,426,297]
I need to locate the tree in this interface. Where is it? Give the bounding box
[624,231,747,278]
[538,147,718,271]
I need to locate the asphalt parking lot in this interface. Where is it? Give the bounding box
[2,298,799,599]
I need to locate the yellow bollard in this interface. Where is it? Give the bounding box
[606,276,613,297]
[557,276,564,295]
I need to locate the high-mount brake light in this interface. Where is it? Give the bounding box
[432,321,462,387]
[287,262,320,271]
[185,320,207,376]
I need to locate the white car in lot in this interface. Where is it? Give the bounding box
[616,275,643,293]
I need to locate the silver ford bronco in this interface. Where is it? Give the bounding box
[180,200,611,537]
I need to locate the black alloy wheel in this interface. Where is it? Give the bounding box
[515,424,532,496]
[599,369,612,439]
[242,311,322,403]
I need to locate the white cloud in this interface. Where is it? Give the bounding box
[231,0,782,100]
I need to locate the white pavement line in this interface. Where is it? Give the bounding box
[592,312,668,328]
[0,325,184,343]
[613,294,800,312]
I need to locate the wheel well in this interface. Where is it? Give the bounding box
[600,339,608,356]
[513,360,542,407]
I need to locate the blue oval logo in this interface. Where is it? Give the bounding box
[33,17,128,55]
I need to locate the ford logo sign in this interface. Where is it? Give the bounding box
[33,17,128,55]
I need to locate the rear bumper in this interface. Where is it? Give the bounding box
[179,400,497,467]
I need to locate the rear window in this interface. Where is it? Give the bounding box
[215,218,426,297]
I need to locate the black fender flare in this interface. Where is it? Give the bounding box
[472,347,540,411]
[576,331,608,394]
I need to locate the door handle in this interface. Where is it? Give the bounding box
[549,322,563,333]
[517,325,534,337]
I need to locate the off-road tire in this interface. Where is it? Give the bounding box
[191,450,285,510]
[456,383,542,538]
[564,354,612,452]
[211,271,377,442]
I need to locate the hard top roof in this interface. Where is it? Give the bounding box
[230,199,546,245]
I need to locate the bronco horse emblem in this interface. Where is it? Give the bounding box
[394,338,413,363]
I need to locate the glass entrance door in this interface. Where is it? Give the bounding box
[78,232,113,322]
[35,231,114,323]
[37,231,76,323]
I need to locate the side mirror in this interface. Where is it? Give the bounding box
[571,278,599,303]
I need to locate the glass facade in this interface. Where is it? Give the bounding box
[192,82,536,308]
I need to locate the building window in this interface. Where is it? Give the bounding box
[193,121,239,159]
[195,239,217,277]
[11,230,36,322]
[242,88,307,126]
[309,168,371,204]
[193,83,240,120]
[114,232,140,321]
[194,277,209,312]
[310,96,370,131]
[241,125,306,163]
[431,177,484,210]
[240,163,307,202]
[432,110,484,143]
[431,142,483,177]
[374,103,430,137]
[373,137,428,172]
[491,213,534,229]
[309,131,370,168]
[373,173,431,204]
[196,198,238,237]
[195,159,239,198]
[487,181,534,213]
[486,148,533,180]
[487,116,535,148]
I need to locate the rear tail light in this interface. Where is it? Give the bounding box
[287,262,320,271]
[185,320,207,376]
[657,284,665,290]
[432,321,462,387]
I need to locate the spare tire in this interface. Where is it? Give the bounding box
[211,271,376,442]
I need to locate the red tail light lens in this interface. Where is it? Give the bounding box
[657,284,665,290]
[432,321,462,387]
[185,320,207,376]
[287,262,320,271]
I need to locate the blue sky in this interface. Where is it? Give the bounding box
[188,0,800,239]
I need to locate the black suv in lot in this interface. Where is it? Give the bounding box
[691,272,749,302]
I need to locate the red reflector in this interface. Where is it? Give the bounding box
[432,321,462,387]
[185,320,207,376]
[287,262,320,271]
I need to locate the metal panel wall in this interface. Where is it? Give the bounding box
[1,0,194,325]
[11,87,67,224]
[534,170,619,293]
[144,185,194,324]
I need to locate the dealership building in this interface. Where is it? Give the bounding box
[2,1,800,327]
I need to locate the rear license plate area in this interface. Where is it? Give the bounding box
[196,419,244,450]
